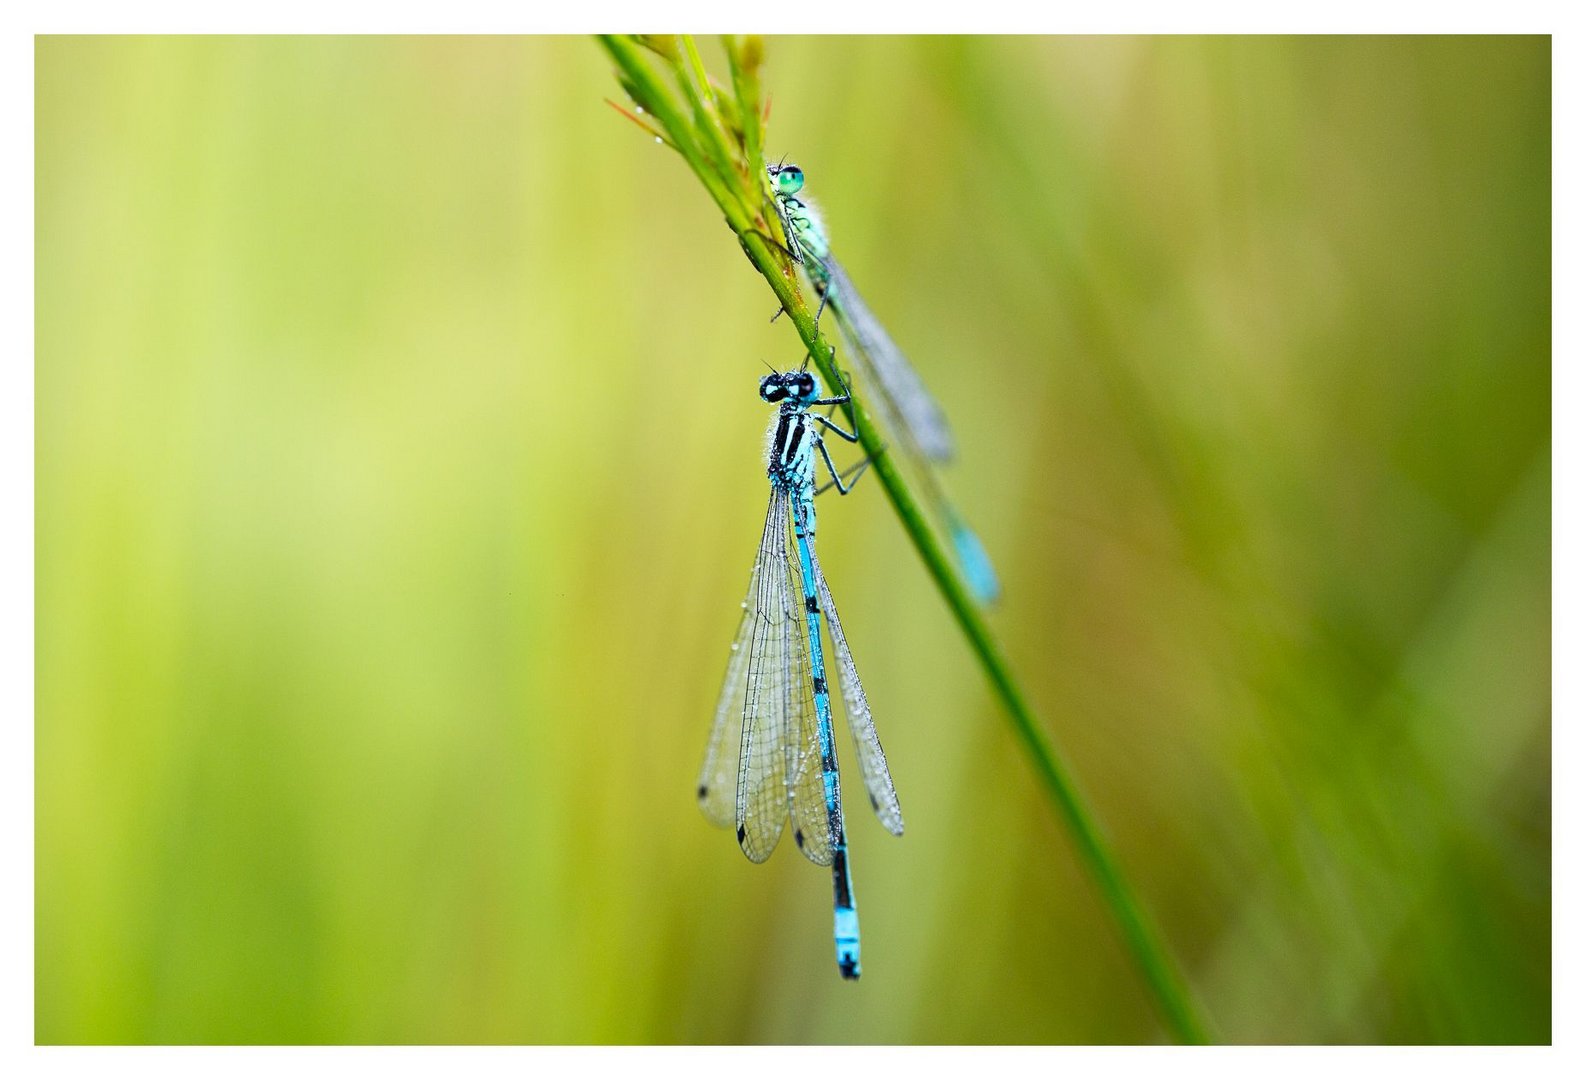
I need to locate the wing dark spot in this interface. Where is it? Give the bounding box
[697,784,708,800]
[869,794,879,810]
[794,828,805,849]
[736,824,747,844]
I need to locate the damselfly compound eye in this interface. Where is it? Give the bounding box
[775,164,805,196]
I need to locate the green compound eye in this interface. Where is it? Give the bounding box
[776,165,804,195]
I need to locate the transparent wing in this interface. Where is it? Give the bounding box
[697,528,762,829]
[734,489,799,863]
[785,510,835,867]
[825,255,956,463]
[812,545,904,837]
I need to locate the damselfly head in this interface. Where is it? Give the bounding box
[759,370,819,405]
[767,161,805,198]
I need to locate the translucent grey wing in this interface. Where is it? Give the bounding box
[697,538,762,829]
[812,546,904,836]
[825,255,956,463]
[735,490,797,862]
[784,511,836,867]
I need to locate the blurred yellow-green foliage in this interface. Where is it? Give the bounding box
[36,35,1549,1044]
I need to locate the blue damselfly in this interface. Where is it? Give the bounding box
[697,366,903,980]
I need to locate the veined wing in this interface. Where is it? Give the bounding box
[733,488,803,862]
[701,488,840,863]
[697,540,754,828]
[784,509,836,867]
[811,545,904,837]
[825,255,955,463]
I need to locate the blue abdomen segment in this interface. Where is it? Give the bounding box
[951,519,1001,606]
[791,492,863,981]
[834,885,861,980]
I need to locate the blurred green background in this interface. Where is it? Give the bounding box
[36,35,1549,1044]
